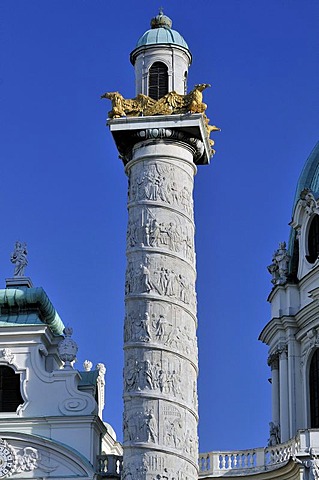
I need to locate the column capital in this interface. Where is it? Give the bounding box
[268,352,279,370]
[108,114,211,166]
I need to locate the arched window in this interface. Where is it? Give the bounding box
[310,349,319,427]
[307,215,319,263]
[148,62,168,100]
[184,71,188,95]
[0,366,23,412]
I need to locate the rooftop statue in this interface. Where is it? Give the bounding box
[11,241,28,277]
[101,84,220,152]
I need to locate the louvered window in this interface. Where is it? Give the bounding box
[0,366,23,412]
[148,62,168,100]
[307,215,319,263]
[310,350,319,427]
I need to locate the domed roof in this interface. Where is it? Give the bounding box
[293,141,319,210]
[288,142,319,278]
[135,10,189,50]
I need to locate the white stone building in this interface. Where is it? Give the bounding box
[1,10,319,480]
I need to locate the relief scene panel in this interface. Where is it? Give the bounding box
[126,206,195,264]
[124,300,198,362]
[128,162,194,218]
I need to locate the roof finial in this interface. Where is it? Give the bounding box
[151,9,172,29]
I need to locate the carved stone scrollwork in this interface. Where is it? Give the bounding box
[0,438,16,477]
[0,439,44,477]
[300,189,318,216]
[307,329,319,349]
[0,348,15,364]
[15,446,39,473]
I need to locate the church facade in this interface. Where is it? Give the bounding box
[1,11,319,480]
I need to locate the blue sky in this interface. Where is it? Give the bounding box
[1,0,319,453]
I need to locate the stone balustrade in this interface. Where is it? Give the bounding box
[97,454,123,477]
[199,442,294,476]
[97,430,319,478]
[198,434,304,477]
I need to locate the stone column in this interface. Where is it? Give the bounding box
[279,344,289,442]
[123,135,199,480]
[268,353,280,428]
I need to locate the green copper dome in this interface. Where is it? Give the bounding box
[287,142,319,278]
[135,10,189,50]
[292,141,319,210]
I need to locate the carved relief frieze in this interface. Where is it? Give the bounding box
[123,401,158,444]
[125,255,196,309]
[127,207,195,263]
[124,301,198,361]
[128,163,194,217]
[122,452,198,480]
[161,403,197,455]
[124,349,187,401]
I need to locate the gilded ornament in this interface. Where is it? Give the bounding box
[101,84,220,154]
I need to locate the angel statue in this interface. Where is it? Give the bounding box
[11,241,28,276]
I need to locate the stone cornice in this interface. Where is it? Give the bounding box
[108,113,212,165]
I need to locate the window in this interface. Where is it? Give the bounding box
[184,71,188,95]
[310,349,319,427]
[148,62,168,100]
[0,366,23,412]
[307,215,319,263]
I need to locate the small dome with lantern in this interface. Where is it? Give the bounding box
[134,9,189,50]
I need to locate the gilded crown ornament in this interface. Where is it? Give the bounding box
[101,84,220,154]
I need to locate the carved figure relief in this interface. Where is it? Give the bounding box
[127,208,195,263]
[123,407,158,444]
[122,451,198,480]
[124,351,184,399]
[161,404,197,455]
[128,163,193,217]
[124,302,198,361]
[125,255,196,308]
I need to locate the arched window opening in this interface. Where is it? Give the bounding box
[310,349,319,427]
[0,366,23,412]
[184,71,188,95]
[307,215,319,263]
[148,62,168,100]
